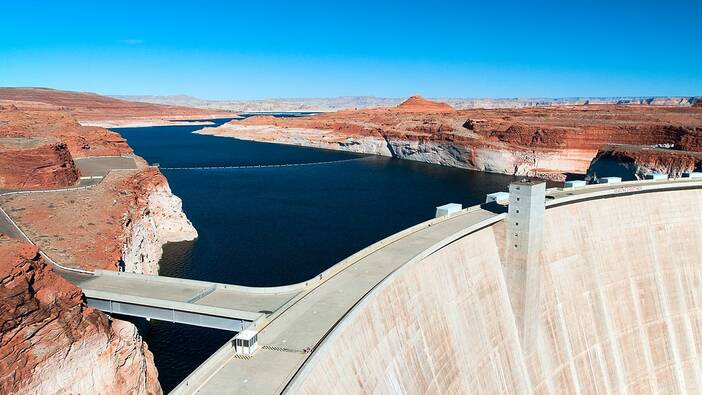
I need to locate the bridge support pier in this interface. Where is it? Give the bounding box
[505,179,546,348]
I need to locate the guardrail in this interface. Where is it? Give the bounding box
[252,202,490,330]
[545,178,702,207]
[0,160,136,275]
[0,205,94,275]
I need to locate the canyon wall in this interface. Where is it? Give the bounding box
[0,99,198,392]
[120,168,198,274]
[196,98,702,181]
[588,145,702,180]
[0,166,198,275]
[289,188,702,394]
[0,138,79,189]
[0,236,161,394]
[0,101,197,274]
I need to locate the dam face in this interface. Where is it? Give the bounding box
[287,188,702,394]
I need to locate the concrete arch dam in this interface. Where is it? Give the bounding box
[283,182,702,394]
[63,177,702,394]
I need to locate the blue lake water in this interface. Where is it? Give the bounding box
[113,116,521,391]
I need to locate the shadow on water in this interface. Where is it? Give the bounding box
[114,118,525,391]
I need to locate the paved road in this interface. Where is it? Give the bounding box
[74,156,137,177]
[71,271,301,320]
[183,207,503,394]
[0,208,24,240]
[0,155,137,258]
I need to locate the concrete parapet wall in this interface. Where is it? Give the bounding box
[288,188,702,393]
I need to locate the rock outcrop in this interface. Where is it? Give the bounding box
[0,167,197,274]
[395,95,455,112]
[196,101,702,181]
[120,168,198,274]
[588,144,702,180]
[0,100,197,273]
[0,236,161,394]
[0,99,198,393]
[0,137,80,189]
[0,100,133,158]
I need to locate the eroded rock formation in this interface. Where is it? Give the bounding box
[0,165,197,274]
[0,236,161,394]
[0,100,197,273]
[395,95,455,112]
[0,99,198,392]
[0,137,79,189]
[0,100,133,158]
[196,99,702,181]
[588,145,702,180]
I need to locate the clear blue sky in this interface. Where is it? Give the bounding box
[1,0,700,99]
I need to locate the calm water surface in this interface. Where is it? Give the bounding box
[113,116,520,391]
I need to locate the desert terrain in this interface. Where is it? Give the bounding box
[197,96,702,180]
[114,93,700,112]
[0,94,201,393]
[0,87,232,127]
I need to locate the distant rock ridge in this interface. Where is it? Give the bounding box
[112,93,702,112]
[0,87,230,125]
[396,95,455,112]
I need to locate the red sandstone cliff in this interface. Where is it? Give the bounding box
[0,167,197,273]
[0,236,161,394]
[0,137,79,189]
[588,144,702,180]
[0,100,197,392]
[0,101,133,158]
[0,101,134,189]
[197,100,702,180]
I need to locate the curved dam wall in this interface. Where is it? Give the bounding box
[287,188,702,394]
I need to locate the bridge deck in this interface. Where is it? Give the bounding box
[71,272,302,329]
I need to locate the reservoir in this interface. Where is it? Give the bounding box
[113,117,520,391]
